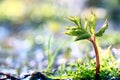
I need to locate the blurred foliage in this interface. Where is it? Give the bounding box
[0,0,68,28]
[98,31,120,47]
[85,0,120,29]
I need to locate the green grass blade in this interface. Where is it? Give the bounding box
[47,39,70,70]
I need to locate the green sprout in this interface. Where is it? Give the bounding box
[64,12,108,78]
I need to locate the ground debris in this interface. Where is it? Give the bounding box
[0,72,56,80]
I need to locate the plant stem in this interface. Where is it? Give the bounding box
[89,37,100,77]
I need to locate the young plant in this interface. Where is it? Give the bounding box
[45,35,69,71]
[64,12,108,77]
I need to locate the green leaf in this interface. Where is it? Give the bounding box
[91,13,96,29]
[64,30,80,36]
[68,16,82,28]
[96,19,108,37]
[75,29,87,34]
[75,33,91,41]
[64,26,88,36]
[84,17,89,31]
[89,13,96,34]
[65,26,71,30]
[65,26,80,30]
[64,29,87,36]
[70,26,80,30]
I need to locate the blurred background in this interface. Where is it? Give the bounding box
[0,0,120,74]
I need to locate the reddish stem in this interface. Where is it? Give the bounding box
[89,37,100,77]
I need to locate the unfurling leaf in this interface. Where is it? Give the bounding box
[89,13,96,34]
[90,12,96,29]
[64,30,78,36]
[96,19,108,37]
[70,26,80,30]
[65,26,71,30]
[65,26,80,30]
[64,29,87,36]
[84,17,89,31]
[68,16,82,28]
[75,33,91,41]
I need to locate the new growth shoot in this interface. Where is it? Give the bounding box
[64,12,108,78]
